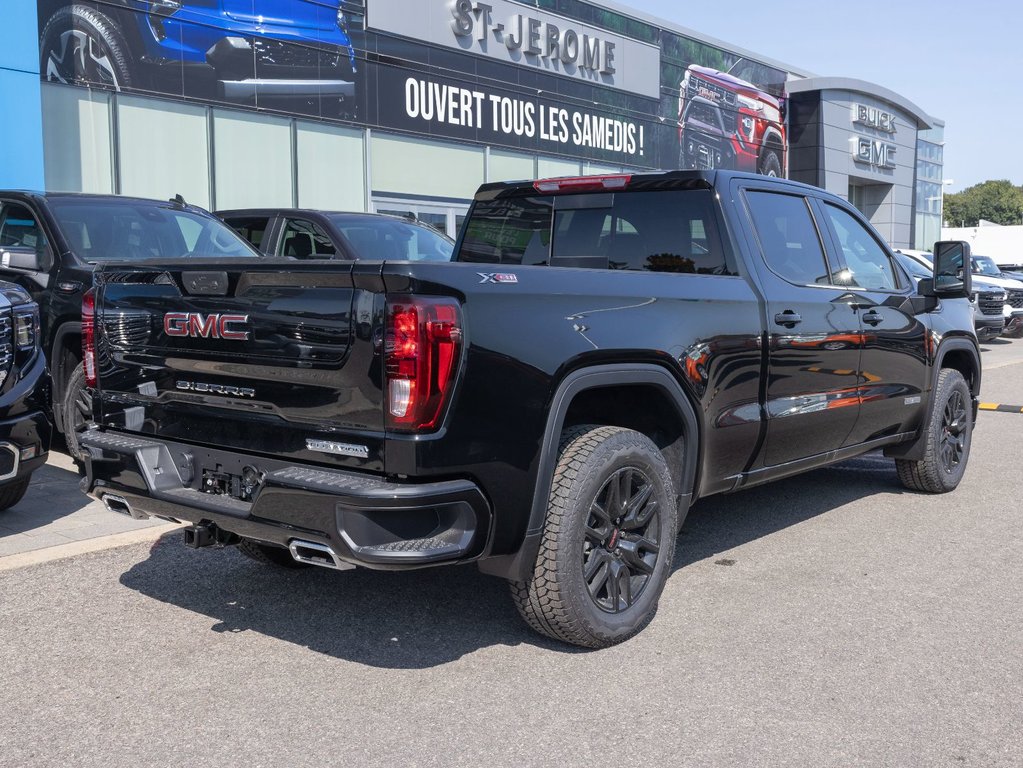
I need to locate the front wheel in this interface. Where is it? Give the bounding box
[510,425,679,648]
[759,149,782,177]
[0,478,31,512]
[896,369,973,493]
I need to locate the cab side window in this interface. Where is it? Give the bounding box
[278,219,337,259]
[821,203,900,291]
[745,191,829,285]
[0,203,49,254]
[224,216,271,252]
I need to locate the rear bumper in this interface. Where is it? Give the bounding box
[80,429,492,570]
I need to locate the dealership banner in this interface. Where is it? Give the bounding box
[36,0,789,174]
[379,68,650,162]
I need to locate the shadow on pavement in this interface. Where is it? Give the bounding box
[674,450,904,568]
[119,453,905,668]
[0,460,91,536]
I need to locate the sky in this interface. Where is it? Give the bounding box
[617,0,1020,193]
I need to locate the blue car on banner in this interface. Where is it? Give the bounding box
[39,0,359,116]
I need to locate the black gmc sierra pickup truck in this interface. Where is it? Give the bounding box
[80,171,980,648]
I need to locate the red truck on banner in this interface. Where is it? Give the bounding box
[678,59,787,177]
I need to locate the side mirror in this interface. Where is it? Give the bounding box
[0,246,45,273]
[927,241,972,299]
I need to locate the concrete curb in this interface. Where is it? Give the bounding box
[0,523,181,572]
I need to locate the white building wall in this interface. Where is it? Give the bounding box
[941,223,1023,266]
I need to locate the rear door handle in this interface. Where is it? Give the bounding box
[861,310,884,326]
[774,311,802,328]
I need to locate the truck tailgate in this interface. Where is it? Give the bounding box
[93,261,385,471]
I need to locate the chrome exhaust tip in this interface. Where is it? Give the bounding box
[288,540,354,571]
[102,493,149,520]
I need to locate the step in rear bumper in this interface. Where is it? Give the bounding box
[80,429,492,570]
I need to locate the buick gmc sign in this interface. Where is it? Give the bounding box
[367,0,661,99]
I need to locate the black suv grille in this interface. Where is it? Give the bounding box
[1008,289,1023,309]
[687,75,738,108]
[0,315,11,381]
[978,291,1005,316]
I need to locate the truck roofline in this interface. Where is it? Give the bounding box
[472,170,829,201]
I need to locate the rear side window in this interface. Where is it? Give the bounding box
[458,189,734,275]
[745,191,829,285]
[278,218,337,259]
[224,216,271,251]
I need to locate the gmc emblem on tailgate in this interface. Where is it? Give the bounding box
[164,312,250,341]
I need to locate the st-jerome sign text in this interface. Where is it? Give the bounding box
[451,0,617,75]
[366,0,661,99]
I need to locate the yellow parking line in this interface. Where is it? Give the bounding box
[979,403,1023,414]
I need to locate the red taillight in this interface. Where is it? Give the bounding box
[385,297,462,432]
[82,288,97,388]
[532,174,632,194]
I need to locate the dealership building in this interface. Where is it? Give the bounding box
[2,0,943,248]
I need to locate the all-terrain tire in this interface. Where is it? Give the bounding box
[237,539,310,569]
[896,369,973,493]
[61,362,90,464]
[40,4,134,90]
[759,149,782,177]
[0,478,31,512]
[510,425,678,648]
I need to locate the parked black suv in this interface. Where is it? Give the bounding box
[218,208,453,261]
[0,277,50,511]
[81,171,979,648]
[0,192,256,460]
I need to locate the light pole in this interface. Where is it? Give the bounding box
[940,179,955,228]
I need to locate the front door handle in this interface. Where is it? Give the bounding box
[861,310,884,326]
[774,311,802,328]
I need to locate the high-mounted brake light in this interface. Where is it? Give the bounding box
[82,288,97,388]
[532,174,632,194]
[385,297,462,432]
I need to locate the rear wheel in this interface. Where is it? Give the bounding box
[237,539,309,569]
[0,478,31,512]
[896,369,973,493]
[510,425,678,648]
[61,362,90,463]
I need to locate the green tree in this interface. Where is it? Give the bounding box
[944,180,1023,227]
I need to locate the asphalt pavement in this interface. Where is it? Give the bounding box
[1,341,1021,767]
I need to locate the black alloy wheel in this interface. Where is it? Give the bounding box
[583,467,661,614]
[511,425,679,648]
[896,368,973,493]
[939,388,968,475]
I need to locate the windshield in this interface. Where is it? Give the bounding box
[330,216,453,261]
[895,252,930,279]
[972,256,1002,277]
[50,199,258,261]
